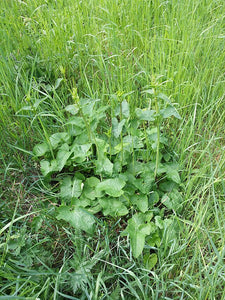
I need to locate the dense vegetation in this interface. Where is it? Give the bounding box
[0,0,224,299]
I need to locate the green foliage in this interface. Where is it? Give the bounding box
[33,94,183,259]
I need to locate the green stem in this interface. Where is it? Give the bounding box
[120,102,123,164]
[154,97,160,179]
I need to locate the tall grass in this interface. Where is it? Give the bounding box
[1,0,225,298]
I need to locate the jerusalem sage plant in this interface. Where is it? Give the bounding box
[33,88,182,262]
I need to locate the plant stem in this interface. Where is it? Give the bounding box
[154,96,160,179]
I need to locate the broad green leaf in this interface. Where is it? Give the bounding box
[86,203,102,214]
[155,216,164,229]
[71,142,92,163]
[96,178,126,197]
[112,118,126,138]
[57,206,95,234]
[60,176,83,201]
[127,161,148,175]
[126,224,145,258]
[166,167,181,184]
[50,132,70,149]
[54,78,63,89]
[160,105,181,120]
[122,135,144,150]
[99,197,128,217]
[135,108,155,121]
[131,194,148,213]
[149,191,159,207]
[66,117,85,136]
[122,213,154,258]
[85,177,100,187]
[82,178,99,200]
[157,93,171,104]
[72,195,91,207]
[75,132,90,144]
[40,159,58,176]
[56,143,71,171]
[146,232,161,247]
[95,138,109,154]
[95,157,113,176]
[143,253,158,270]
[142,88,154,95]
[80,98,95,116]
[33,143,49,157]
[121,100,130,118]
[65,104,79,115]
[159,180,177,192]
[161,189,182,212]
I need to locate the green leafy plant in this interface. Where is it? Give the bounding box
[33,89,183,260]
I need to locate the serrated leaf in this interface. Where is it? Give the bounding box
[96,178,126,197]
[112,118,126,138]
[57,206,95,234]
[131,194,148,213]
[33,143,49,157]
[160,105,181,120]
[135,108,155,121]
[60,176,83,201]
[40,159,58,176]
[99,197,128,217]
